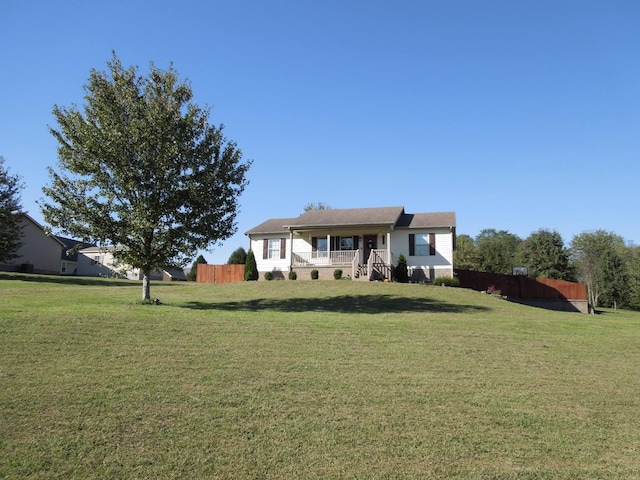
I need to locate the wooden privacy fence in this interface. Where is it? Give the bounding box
[197,264,244,284]
[454,269,587,300]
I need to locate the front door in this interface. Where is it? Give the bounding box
[363,235,377,263]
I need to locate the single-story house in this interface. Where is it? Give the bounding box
[245,206,456,281]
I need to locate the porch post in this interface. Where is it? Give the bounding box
[387,232,392,264]
[289,229,294,270]
[327,233,331,263]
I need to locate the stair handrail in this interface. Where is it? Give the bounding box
[351,248,360,278]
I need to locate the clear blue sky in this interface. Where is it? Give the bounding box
[2,1,639,264]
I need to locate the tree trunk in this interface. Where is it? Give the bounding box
[142,271,151,302]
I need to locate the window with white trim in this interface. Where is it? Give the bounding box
[268,238,280,259]
[409,233,436,256]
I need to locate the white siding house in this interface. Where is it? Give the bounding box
[76,246,140,279]
[246,207,456,281]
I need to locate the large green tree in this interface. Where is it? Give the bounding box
[596,249,628,309]
[42,54,251,301]
[627,246,640,311]
[519,229,572,280]
[0,157,24,263]
[570,230,626,311]
[453,234,480,271]
[475,229,521,275]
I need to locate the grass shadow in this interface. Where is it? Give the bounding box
[0,272,138,287]
[182,294,490,315]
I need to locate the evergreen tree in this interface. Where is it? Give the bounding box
[227,247,247,264]
[0,157,24,263]
[244,250,258,281]
[187,254,207,281]
[395,254,409,283]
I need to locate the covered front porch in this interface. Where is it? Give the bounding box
[289,229,395,280]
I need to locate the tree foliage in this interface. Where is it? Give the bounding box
[244,250,258,281]
[627,246,640,311]
[186,254,207,281]
[303,202,332,212]
[519,229,572,280]
[596,249,628,309]
[475,229,521,275]
[0,157,24,263]
[453,234,480,271]
[42,53,251,300]
[227,247,247,264]
[395,254,408,283]
[570,230,626,310]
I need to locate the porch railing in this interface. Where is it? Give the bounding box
[292,250,358,267]
[367,249,393,280]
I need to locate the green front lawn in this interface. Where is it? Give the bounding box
[1,273,639,478]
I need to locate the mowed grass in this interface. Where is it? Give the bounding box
[1,273,639,479]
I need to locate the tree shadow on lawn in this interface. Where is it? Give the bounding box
[182,294,491,315]
[0,272,138,287]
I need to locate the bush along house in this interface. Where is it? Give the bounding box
[245,206,456,281]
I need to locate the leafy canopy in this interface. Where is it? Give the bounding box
[227,247,247,264]
[42,53,251,299]
[519,229,572,280]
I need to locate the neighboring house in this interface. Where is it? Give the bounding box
[1,213,70,275]
[57,236,96,275]
[76,245,140,279]
[76,245,186,281]
[1,214,184,280]
[245,206,456,281]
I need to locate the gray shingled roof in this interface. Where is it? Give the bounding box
[395,211,456,229]
[245,207,456,235]
[245,218,298,235]
[284,206,405,229]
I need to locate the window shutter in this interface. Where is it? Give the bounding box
[429,233,436,256]
[280,238,286,259]
[409,234,415,256]
[312,237,317,258]
[353,236,359,250]
[263,239,268,260]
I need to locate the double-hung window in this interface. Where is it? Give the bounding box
[262,238,286,259]
[409,233,436,256]
[268,239,280,259]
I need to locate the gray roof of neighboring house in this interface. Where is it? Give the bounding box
[165,268,187,280]
[245,207,456,235]
[56,236,96,261]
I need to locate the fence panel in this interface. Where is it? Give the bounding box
[197,264,245,284]
[454,269,587,300]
